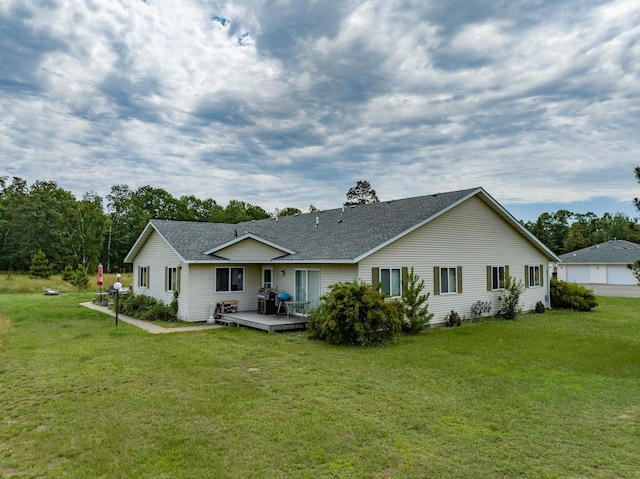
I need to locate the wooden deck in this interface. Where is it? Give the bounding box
[216,311,308,333]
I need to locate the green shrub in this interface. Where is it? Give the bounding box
[139,301,178,322]
[170,291,179,315]
[496,275,524,320]
[401,268,434,334]
[61,265,75,282]
[71,267,89,292]
[29,250,52,279]
[445,310,461,327]
[118,292,179,322]
[535,301,546,314]
[307,281,403,345]
[550,278,598,311]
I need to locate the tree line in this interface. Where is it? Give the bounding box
[523,210,640,256]
[0,177,299,274]
[1,175,638,275]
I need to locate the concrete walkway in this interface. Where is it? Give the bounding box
[81,302,223,334]
[581,284,640,298]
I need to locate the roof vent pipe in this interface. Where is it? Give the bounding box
[316,216,319,226]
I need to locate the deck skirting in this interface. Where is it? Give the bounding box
[217,311,308,333]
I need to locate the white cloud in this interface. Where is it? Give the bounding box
[1,0,639,218]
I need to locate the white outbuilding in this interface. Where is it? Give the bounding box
[556,239,640,285]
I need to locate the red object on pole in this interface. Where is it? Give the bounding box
[97,263,104,286]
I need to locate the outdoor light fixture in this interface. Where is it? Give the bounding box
[280,270,285,276]
[114,273,122,326]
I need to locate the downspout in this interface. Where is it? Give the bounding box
[547,262,554,309]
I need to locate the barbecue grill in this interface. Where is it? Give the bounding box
[256,287,276,314]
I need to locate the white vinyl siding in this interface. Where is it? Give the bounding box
[358,196,550,324]
[132,230,185,318]
[217,239,286,261]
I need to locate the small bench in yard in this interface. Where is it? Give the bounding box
[215,300,239,325]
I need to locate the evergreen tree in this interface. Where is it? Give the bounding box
[345,180,379,206]
[402,268,434,334]
[71,266,89,292]
[29,250,53,279]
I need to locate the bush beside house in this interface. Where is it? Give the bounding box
[307,282,403,345]
[550,278,598,311]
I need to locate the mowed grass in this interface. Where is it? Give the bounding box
[0,293,638,478]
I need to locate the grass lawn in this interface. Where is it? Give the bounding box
[0,293,638,478]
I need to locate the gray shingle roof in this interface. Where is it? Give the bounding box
[559,239,640,264]
[126,187,557,264]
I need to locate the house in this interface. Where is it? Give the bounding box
[556,239,640,285]
[124,187,559,325]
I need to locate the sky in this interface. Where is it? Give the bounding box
[1,0,639,223]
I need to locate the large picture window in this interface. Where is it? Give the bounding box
[138,266,149,288]
[216,267,244,292]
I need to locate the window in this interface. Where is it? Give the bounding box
[138,266,149,288]
[262,267,273,288]
[295,269,320,309]
[380,268,402,297]
[440,267,457,294]
[216,267,244,292]
[492,266,506,290]
[165,266,179,292]
[435,266,461,295]
[528,265,542,288]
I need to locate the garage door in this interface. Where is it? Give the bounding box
[566,266,590,283]
[606,266,636,285]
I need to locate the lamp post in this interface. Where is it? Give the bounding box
[113,273,122,326]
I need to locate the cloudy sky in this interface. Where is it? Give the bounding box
[1,0,639,221]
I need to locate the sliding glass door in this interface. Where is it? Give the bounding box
[294,269,320,309]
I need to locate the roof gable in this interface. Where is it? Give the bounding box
[203,233,296,261]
